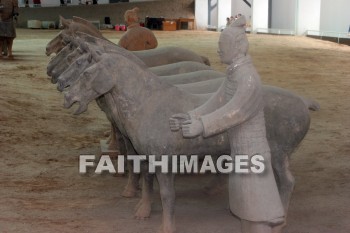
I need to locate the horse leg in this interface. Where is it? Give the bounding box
[135,164,154,219]
[121,136,140,197]
[272,154,295,231]
[107,125,126,153]
[156,171,176,233]
[204,173,227,195]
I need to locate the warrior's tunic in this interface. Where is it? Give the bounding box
[190,55,284,222]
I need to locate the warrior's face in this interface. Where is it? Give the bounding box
[218,17,249,65]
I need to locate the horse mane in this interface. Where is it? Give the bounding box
[72,16,100,32]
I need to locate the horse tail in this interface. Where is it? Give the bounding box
[302,97,320,111]
[200,55,211,66]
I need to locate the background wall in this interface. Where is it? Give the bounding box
[270,0,296,30]
[17,0,195,28]
[231,0,250,22]
[194,0,208,30]
[320,0,350,32]
[296,0,321,35]
[208,0,218,27]
[17,0,350,34]
[251,0,268,31]
[217,0,231,30]
[19,0,156,7]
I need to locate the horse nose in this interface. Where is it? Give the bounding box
[45,47,51,56]
[51,72,58,84]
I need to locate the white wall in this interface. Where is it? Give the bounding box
[320,0,350,32]
[195,0,209,30]
[251,0,268,31]
[208,0,218,27]
[231,0,251,21]
[271,0,296,30]
[296,0,321,35]
[218,0,231,29]
[30,0,108,7]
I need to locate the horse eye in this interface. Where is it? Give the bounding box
[83,71,90,77]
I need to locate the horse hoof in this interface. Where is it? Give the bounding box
[121,189,137,198]
[157,225,176,233]
[134,200,151,219]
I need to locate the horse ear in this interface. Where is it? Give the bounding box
[76,31,97,44]
[79,42,89,53]
[61,33,73,45]
[90,49,102,62]
[60,15,71,28]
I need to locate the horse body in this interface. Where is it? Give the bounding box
[149,61,213,76]
[133,46,211,67]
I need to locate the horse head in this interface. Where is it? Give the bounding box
[63,59,114,115]
[47,44,78,83]
[57,42,103,92]
[46,15,103,56]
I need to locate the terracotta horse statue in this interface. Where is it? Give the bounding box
[58,48,318,233]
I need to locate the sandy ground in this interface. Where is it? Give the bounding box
[0,29,349,233]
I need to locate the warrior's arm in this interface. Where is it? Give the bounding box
[200,74,262,137]
[146,32,158,47]
[188,79,226,119]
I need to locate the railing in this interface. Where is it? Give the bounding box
[306,30,350,44]
[255,28,295,35]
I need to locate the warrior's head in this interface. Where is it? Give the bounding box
[124,7,140,26]
[218,15,248,64]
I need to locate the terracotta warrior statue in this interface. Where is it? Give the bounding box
[117,7,158,51]
[169,16,285,233]
[0,0,18,58]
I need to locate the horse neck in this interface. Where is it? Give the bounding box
[120,61,168,98]
[102,56,171,116]
[72,24,102,38]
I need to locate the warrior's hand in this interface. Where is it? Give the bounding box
[181,119,204,138]
[169,113,191,131]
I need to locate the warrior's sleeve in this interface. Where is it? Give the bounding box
[117,33,129,49]
[200,69,263,138]
[146,30,158,49]
[188,79,226,119]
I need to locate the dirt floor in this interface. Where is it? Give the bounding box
[0,29,349,233]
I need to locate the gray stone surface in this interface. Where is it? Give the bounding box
[171,16,286,232]
[175,77,224,93]
[48,48,317,233]
[149,61,213,76]
[133,46,211,66]
[46,17,319,232]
